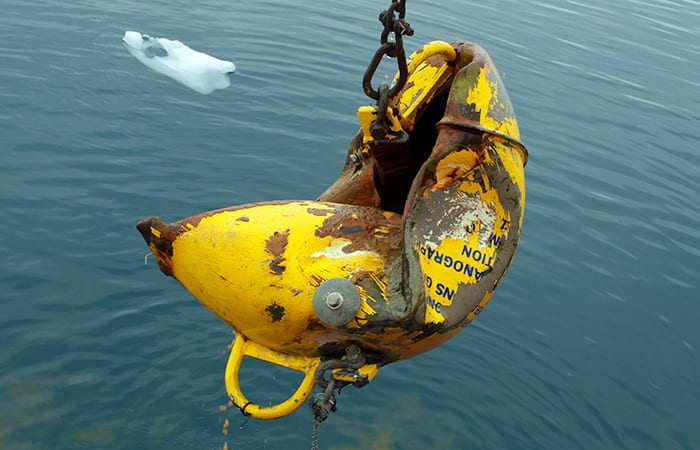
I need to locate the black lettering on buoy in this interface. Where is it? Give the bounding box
[436,283,455,301]
[473,249,482,262]
[426,295,442,313]
[434,251,443,264]
[462,245,472,258]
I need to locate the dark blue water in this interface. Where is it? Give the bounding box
[2,0,699,448]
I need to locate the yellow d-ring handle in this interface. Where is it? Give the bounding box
[225,333,321,420]
[405,40,457,74]
[396,40,458,129]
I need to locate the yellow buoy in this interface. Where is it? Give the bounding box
[137,40,527,421]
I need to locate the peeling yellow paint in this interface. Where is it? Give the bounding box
[466,67,521,141]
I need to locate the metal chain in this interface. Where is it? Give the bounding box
[311,420,320,450]
[362,0,414,101]
[309,345,367,430]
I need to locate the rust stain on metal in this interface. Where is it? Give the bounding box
[317,134,382,208]
[309,274,326,288]
[306,207,336,217]
[425,53,448,68]
[265,229,289,275]
[433,149,480,189]
[136,217,178,277]
[338,224,363,235]
[349,270,384,289]
[315,206,402,254]
[304,316,326,333]
[265,302,285,322]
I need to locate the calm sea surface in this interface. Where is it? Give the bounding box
[1,0,699,448]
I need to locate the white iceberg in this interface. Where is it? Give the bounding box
[122,31,236,95]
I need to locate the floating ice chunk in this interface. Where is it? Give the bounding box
[122,31,236,95]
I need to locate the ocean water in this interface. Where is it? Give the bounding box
[1,0,699,449]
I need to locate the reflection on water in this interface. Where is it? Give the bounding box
[1,0,699,448]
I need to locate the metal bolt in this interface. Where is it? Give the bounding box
[325,292,344,310]
[313,278,361,327]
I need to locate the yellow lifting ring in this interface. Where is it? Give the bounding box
[225,333,320,420]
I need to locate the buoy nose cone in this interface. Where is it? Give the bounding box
[136,216,175,276]
[136,217,154,244]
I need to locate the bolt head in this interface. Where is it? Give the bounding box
[312,278,362,327]
[326,292,344,310]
